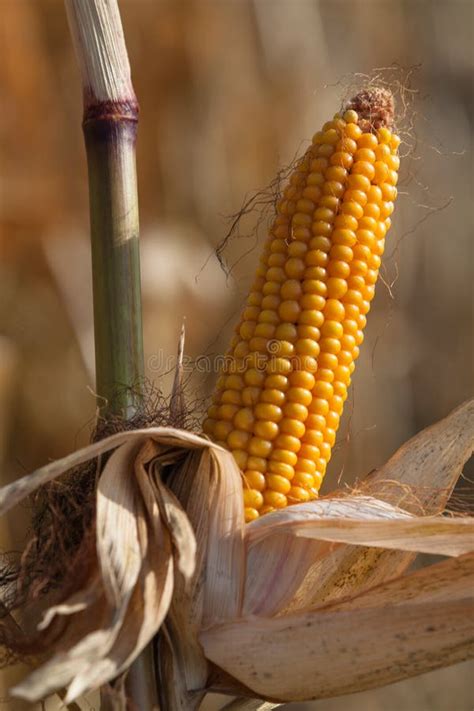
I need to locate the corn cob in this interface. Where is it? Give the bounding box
[203,88,400,522]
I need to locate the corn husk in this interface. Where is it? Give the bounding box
[0,401,472,705]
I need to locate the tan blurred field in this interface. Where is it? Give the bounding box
[0,0,473,708]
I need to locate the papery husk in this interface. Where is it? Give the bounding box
[242,399,474,616]
[202,553,474,701]
[0,428,241,703]
[160,442,245,709]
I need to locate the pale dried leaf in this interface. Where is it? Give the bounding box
[244,496,474,615]
[96,440,144,606]
[250,400,474,615]
[202,554,474,701]
[365,398,474,512]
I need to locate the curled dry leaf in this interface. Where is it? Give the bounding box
[0,401,473,705]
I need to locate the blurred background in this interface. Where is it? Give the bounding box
[0,0,472,708]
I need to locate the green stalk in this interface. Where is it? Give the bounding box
[83,100,144,418]
[65,1,156,707]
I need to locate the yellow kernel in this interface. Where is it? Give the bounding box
[373,160,389,184]
[271,448,298,466]
[311,220,333,237]
[293,470,316,487]
[330,151,353,169]
[254,420,279,440]
[249,437,272,457]
[303,185,322,202]
[343,109,358,124]
[294,338,319,358]
[299,310,326,328]
[234,341,250,359]
[288,241,308,258]
[242,386,261,406]
[348,275,365,291]
[245,507,260,522]
[266,473,292,494]
[345,123,362,140]
[354,147,376,163]
[297,325,321,341]
[243,488,264,509]
[232,449,248,470]
[240,321,256,340]
[270,340,294,358]
[263,281,280,295]
[327,277,348,299]
[244,369,265,387]
[267,356,292,375]
[278,300,301,322]
[255,402,283,422]
[249,336,268,353]
[328,260,351,279]
[352,160,375,181]
[274,434,301,453]
[233,407,255,432]
[228,430,251,450]
[329,395,344,414]
[218,404,239,422]
[280,418,306,438]
[261,388,285,406]
[275,323,297,341]
[302,429,324,448]
[322,299,344,322]
[244,470,266,491]
[341,200,365,219]
[310,398,329,416]
[374,143,391,161]
[306,250,329,268]
[313,380,333,399]
[268,253,286,268]
[283,402,308,421]
[377,127,392,144]
[316,367,335,382]
[267,267,286,283]
[265,373,289,390]
[279,281,301,302]
[343,289,363,307]
[288,486,310,502]
[221,389,242,405]
[347,173,371,192]
[341,333,356,350]
[295,354,318,374]
[321,320,344,339]
[285,258,306,279]
[289,371,316,390]
[326,411,340,429]
[248,457,267,474]
[267,461,295,479]
[318,352,339,370]
[358,132,378,149]
[263,490,288,509]
[295,457,317,475]
[335,215,359,232]
[287,387,312,408]
[332,228,357,247]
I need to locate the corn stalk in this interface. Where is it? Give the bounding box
[64,0,155,707]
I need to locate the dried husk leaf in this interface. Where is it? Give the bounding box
[5,430,223,702]
[244,400,474,615]
[202,554,474,701]
[243,495,474,615]
[163,443,246,699]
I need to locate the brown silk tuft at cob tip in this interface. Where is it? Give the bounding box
[346,88,395,133]
[203,88,401,522]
